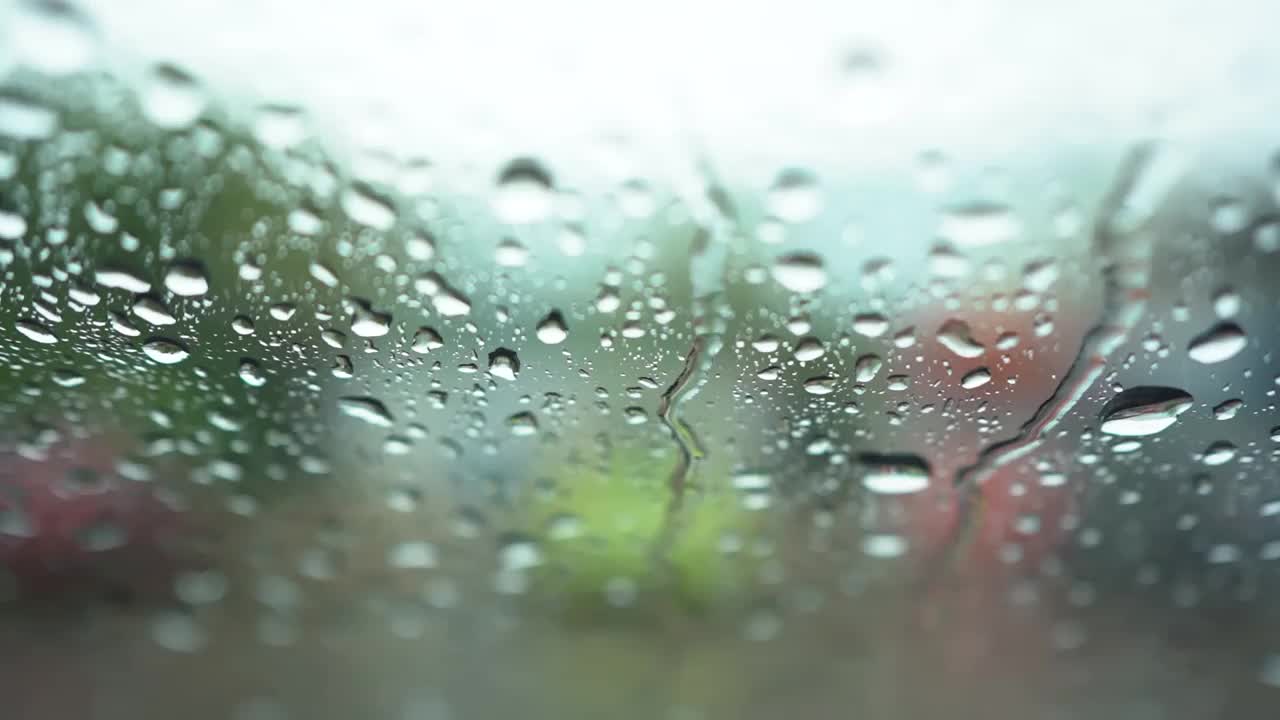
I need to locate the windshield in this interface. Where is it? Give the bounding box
[2,1,1280,718]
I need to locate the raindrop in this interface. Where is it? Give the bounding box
[141,63,206,130]
[487,348,520,381]
[803,375,837,395]
[231,316,255,335]
[15,319,57,344]
[95,268,151,293]
[163,260,209,297]
[494,238,530,267]
[1099,386,1194,437]
[852,313,889,338]
[269,303,297,321]
[9,0,98,76]
[772,252,827,293]
[1201,441,1236,466]
[341,183,397,230]
[1212,288,1240,319]
[1187,322,1246,364]
[411,327,444,353]
[936,319,984,358]
[861,454,931,495]
[793,337,825,362]
[752,335,781,353]
[239,359,267,387]
[351,304,392,337]
[432,287,472,317]
[508,411,539,436]
[132,296,177,326]
[309,262,340,288]
[937,203,1021,246]
[960,367,992,390]
[536,311,568,345]
[767,168,822,222]
[142,337,190,365]
[492,157,554,223]
[854,354,883,382]
[337,396,394,427]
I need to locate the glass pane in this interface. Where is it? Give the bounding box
[2,1,1279,718]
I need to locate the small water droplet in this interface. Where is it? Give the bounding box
[15,319,57,344]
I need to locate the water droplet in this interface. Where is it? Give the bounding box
[411,327,444,354]
[937,203,1021,246]
[852,313,888,338]
[1187,322,1246,364]
[768,168,822,222]
[493,158,554,223]
[772,252,827,293]
[163,260,209,297]
[309,262,340,288]
[406,231,436,261]
[132,296,177,326]
[1212,398,1242,420]
[1201,441,1236,466]
[9,0,98,76]
[1212,288,1241,319]
[536,311,568,345]
[960,367,992,390]
[494,238,530,267]
[269,303,297,321]
[142,337,189,364]
[936,319,985,358]
[141,63,206,130]
[239,359,266,387]
[1099,386,1194,437]
[793,337,825,362]
[507,411,539,436]
[432,288,472,317]
[854,354,883,382]
[15,319,57,344]
[351,304,392,337]
[861,454,931,495]
[94,268,151,293]
[341,183,397,230]
[231,316,255,336]
[752,335,781,353]
[337,396,394,427]
[487,348,520,381]
[862,534,909,558]
[803,375,837,395]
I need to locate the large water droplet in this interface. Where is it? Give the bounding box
[861,454,931,495]
[936,319,985,358]
[141,63,206,130]
[768,168,822,222]
[487,348,520,381]
[163,260,209,297]
[1187,322,1247,364]
[772,252,827,293]
[142,337,189,364]
[1099,386,1194,437]
[536,311,568,345]
[492,158,554,223]
[338,396,394,427]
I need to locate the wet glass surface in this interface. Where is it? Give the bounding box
[2,1,1280,718]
